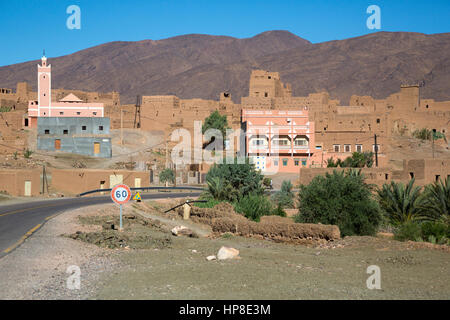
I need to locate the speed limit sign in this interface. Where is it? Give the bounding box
[111,184,131,205]
[111,184,132,230]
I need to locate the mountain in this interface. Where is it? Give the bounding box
[0,30,449,104]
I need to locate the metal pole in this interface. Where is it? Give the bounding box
[119,204,123,230]
[374,134,378,167]
[432,129,436,159]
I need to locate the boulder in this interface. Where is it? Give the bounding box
[217,246,240,260]
[206,255,216,261]
[171,226,193,237]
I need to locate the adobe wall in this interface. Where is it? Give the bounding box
[299,159,450,187]
[0,169,40,196]
[51,169,150,195]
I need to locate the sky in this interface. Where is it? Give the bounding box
[0,0,449,66]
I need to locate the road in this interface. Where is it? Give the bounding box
[0,191,200,258]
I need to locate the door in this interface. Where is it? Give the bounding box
[54,139,61,150]
[110,175,123,188]
[24,181,31,196]
[94,142,100,154]
[134,178,141,188]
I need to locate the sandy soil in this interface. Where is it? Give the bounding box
[0,200,449,300]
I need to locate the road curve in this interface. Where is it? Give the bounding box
[0,192,200,258]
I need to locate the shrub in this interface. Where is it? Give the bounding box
[420,177,450,223]
[234,194,274,222]
[377,179,426,226]
[271,180,295,208]
[159,168,175,184]
[295,170,381,236]
[420,221,449,243]
[204,159,264,202]
[271,203,287,217]
[394,222,422,242]
[193,199,223,208]
[23,149,33,159]
[263,177,272,188]
[412,128,446,141]
[394,221,449,244]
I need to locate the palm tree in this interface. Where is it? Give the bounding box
[377,179,426,225]
[420,177,450,223]
[202,176,237,201]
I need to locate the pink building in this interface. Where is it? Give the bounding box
[27,55,104,128]
[242,109,321,173]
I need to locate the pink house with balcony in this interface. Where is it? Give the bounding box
[242,109,321,173]
[27,55,104,128]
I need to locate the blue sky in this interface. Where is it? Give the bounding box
[0,0,449,66]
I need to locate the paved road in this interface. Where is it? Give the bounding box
[0,192,200,258]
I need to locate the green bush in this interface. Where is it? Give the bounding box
[394,222,422,242]
[23,149,33,159]
[420,177,450,223]
[377,179,426,226]
[193,199,223,208]
[234,194,274,222]
[203,159,264,202]
[159,168,175,184]
[271,180,295,208]
[420,221,449,243]
[295,170,381,236]
[394,221,449,244]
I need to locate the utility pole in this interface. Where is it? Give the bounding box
[42,165,49,194]
[165,140,169,168]
[432,129,436,159]
[374,134,378,167]
[120,108,123,145]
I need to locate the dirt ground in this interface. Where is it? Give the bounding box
[0,199,449,300]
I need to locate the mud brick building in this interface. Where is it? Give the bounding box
[37,117,112,158]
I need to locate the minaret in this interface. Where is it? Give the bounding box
[38,51,51,115]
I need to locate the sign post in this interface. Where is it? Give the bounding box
[111,184,131,231]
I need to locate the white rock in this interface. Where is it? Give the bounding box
[217,246,240,260]
[171,225,189,236]
[206,255,216,261]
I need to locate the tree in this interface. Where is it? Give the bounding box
[203,158,264,202]
[376,179,426,226]
[295,170,381,236]
[202,110,229,138]
[420,177,450,224]
[271,180,295,208]
[159,168,175,186]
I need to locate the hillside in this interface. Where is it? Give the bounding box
[1,30,449,104]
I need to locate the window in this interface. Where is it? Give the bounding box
[63,130,68,135]
[82,126,87,131]
[294,138,308,146]
[273,139,289,146]
[435,175,440,182]
[409,172,414,179]
[356,144,363,153]
[251,138,265,146]
[344,144,351,153]
[294,159,300,166]
[301,159,307,166]
[273,159,279,166]
[59,112,64,115]
[282,158,288,166]
[76,112,81,115]
[44,129,50,134]
[372,144,380,152]
[99,126,104,131]
[385,174,389,180]
[93,112,97,115]
[333,144,340,152]
[376,118,380,124]
[315,145,322,150]
[264,92,268,97]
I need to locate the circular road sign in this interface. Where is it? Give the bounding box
[111,184,132,205]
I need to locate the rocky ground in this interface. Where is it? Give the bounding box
[0,200,449,300]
